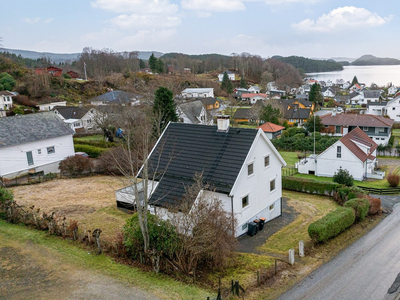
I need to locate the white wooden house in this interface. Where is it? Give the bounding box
[177,100,212,125]
[53,106,99,132]
[116,117,287,237]
[218,71,235,82]
[297,127,383,181]
[37,101,67,111]
[0,112,75,179]
[181,88,214,99]
[0,91,14,112]
[388,86,398,95]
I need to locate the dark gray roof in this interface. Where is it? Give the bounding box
[54,106,90,120]
[233,108,251,119]
[140,123,258,207]
[295,93,308,99]
[0,112,74,148]
[367,102,387,107]
[0,91,14,96]
[89,90,140,104]
[335,95,350,103]
[198,97,219,106]
[349,91,360,99]
[178,101,205,124]
[284,108,311,120]
[363,90,381,98]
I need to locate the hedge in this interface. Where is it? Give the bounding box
[74,144,106,158]
[308,207,355,243]
[282,177,342,196]
[73,139,118,148]
[344,198,369,222]
[334,186,366,205]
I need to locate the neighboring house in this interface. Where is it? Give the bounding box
[257,122,285,140]
[366,102,387,116]
[233,108,253,123]
[115,118,286,237]
[388,86,398,95]
[349,84,362,92]
[89,90,141,106]
[335,95,350,105]
[218,71,235,82]
[266,81,278,91]
[241,93,267,104]
[297,127,382,180]
[35,66,63,77]
[349,91,363,104]
[283,107,311,125]
[320,112,394,145]
[183,68,191,74]
[181,88,214,99]
[342,81,351,90]
[269,90,286,99]
[286,99,315,111]
[53,106,98,131]
[0,112,75,179]
[295,93,308,100]
[326,80,334,87]
[322,87,336,98]
[383,96,400,122]
[37,101,67,111]
[67,71,80,79]
[336,79,345,85]
[248,85,261,94]
[0,91,14,111]
[177,100,212,125]
[198,97,220,110]
[361,90,381,104]
[234,88,249,99]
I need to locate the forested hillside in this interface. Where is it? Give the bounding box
[271,55,344,73]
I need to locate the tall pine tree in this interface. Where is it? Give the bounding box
[149,53,157,73]
[221,71,233,94]
[240,76,247,89]
[351,76,359,85]
[153,87,178,135]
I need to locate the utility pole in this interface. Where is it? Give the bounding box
[84,62,88,81]
[313,113,316,155]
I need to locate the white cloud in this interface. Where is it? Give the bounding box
[43,18,54,24]
[262,0,320,5]
[109,14,181,29]
[181,0,245,12]
[292,6,392,32]
[91,0,178,14]
[24,17,41,24]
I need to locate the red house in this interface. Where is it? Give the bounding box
[67,71,80,79]
[35,66,63,77]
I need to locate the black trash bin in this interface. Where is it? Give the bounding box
[259,217,266,231]
[253,219,260,231]
[247,222,258,236]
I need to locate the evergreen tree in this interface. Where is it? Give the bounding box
[240,76,247,89]
[139,59,145,69]
[153,87,178,135]
[260,104,281,125]
[221,71,233,94]
[351,76,359,86]
[156,59,164,73]
[304,115,322,132]
[149,53,157,73]
[309,83,323,104]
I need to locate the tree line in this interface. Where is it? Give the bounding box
[272,56,344,73]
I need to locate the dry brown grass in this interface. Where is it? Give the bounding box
[11,175,131,240]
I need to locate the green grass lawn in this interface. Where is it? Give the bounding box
[74,134,104,142]
[279,151,300,167]
[392,129,400,137]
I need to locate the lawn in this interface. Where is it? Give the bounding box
[392,129,400,137]
[279,151,300,167]
[74,134,104,142]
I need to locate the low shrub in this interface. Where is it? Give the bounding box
[308,207,355,243]
[74,144,106,158]
[365,195,381,215]
[73,139,118,148]
[333,167,354,186]
[96,146,141,176]
[387,173,400,187]
[334,186,366,205]
[0,187,13,203]
[282,177,341,196]
[59,155,93,176]
[344,198,369,222]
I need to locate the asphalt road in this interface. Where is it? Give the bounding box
[277,204,400,300]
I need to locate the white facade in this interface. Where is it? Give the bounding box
[248,86,261,94]
[181,88,214,98]
[366,104,386,116]
[388,86,398,95]
[37,101,67,111]
[342,81,351,90]
[322,88,335,98]
[0,135,75,178]
[248,95,267,104]
[54,108,99,131]
[177,105,212,125]
[218,72,235,82]
[297,141,379,181]
[385,97,400,122]
[0,94,13,111]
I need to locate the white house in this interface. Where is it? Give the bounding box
[388,86,398,95]
[177,100,212,125]
[218,71,235,82]
[241,93,267,104]
[349,91,363,104]
[89,90,141,106]
[0,112,75,179]
[181,88,214,99]
[342,81,351,90]
[361,90,381,104]
[326,80,334,87]
[322,87,335,98]
[336,79,345,85]
[115,117,287,237]
[366,102,387,116]
[383,96,400,122]
[297,127,383,181]
[248,85,261,94]
[53,106,99,131]
[0,91,14,112]
[37,101,67,111]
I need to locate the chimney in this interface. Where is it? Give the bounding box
[79,101,82,107]
[217,115,230,132]
[332,107,336,116]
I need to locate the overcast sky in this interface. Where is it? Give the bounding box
[1,0,398,59]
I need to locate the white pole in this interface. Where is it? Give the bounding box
[84,63,88,81]
[313,113,316,155]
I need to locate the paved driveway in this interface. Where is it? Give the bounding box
[277,204,400,300]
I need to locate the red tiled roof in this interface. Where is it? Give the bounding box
[321,113,394,127]
[339,127,378,162]
[257,122,285,133]
[241,93,267,98]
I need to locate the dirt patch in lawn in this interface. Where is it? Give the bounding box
[11,175,131,241]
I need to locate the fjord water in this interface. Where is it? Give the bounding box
[307,65,400,86]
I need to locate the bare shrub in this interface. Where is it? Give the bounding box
[97,146,141,176]
[387,173,400,187]
[13,95,38,107]
[167,174,237,274]
[364,195,381,215]
[59,155,93,177]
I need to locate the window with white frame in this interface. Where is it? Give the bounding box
[269,203,275,211]
[242,195,249,208]
[47,146,55,154]
[247,163,254,176]
[337,145,341,158]
[270,179,276,192]
[37,149,42,155]
[363,127,368,131]
[26,151,34,165]
[264,155,270,168]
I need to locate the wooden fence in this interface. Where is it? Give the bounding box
[357,186,400,195]
[282,166,298,177]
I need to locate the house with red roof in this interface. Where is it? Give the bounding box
[35,66,63,77]
[320,112,394,146]
[257,122,285,139]
[241,93,267,104]
[297,127,384,180]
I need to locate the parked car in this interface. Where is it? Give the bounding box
[75,152,90,158]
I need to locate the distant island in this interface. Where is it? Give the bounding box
[351,54,400,66]
[271,55,343,73]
